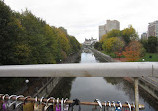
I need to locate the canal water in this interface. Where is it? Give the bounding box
[50,49,158,111]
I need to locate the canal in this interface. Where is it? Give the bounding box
[50,49,158,111]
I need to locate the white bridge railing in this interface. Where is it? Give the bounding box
[0,62,157,77]
[0,62,158,111]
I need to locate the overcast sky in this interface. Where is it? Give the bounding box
[4,0,158,43]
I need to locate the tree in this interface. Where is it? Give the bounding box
[140,39,148,52]
[121,25,138,44]
[102,37,125,53]
[0,1,80,65]
[94,42,103,51]
[57,28,71,54]
[106,29,121,38]
[0,1,21,64]
[123,41,145,62]
[69,36,81,53]
[100,34,108,43]
[147,36,157,53]
[100,30,121,43]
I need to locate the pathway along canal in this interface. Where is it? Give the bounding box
[50,49,158,111]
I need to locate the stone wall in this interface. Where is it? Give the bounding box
[33,77,62,98]
[90,48,115,62]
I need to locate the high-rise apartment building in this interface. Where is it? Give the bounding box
[99,25,106,40]
[148,20,158,38]
[99,20,120,40]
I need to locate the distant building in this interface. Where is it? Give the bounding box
[148,20,158,38]
[141,32,148,40]
[83,37,97,47]
[99,20,120,40]
[99,25,106,41]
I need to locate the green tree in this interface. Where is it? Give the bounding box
[0,1,21,64]
[69,36,81,53]
[100,30,121,43]
[0,1,80,65]
[102,37,125,53]
[121,25,138,44]
[106,29,121,38]
[140,39,148,52]
[94,42,103,51]
[57,28,71,54]
[147,36,157,53]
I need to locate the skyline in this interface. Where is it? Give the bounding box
[4,0,158,43]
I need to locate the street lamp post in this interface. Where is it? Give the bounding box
[25,79,29,94]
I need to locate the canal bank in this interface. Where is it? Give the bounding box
[90,48,116,62]
[62,50,81,63]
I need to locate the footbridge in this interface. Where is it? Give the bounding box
[0,62,158,111]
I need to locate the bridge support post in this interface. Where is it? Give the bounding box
[134,77,139,111]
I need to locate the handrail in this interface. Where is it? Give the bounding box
[0,95,145,109]
[0,62,157,77]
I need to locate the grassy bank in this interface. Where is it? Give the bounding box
[101,51,125,58]
[101,50,158,62]
[101,51,116,58]
[137,53,158,62]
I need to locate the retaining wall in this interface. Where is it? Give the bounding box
[90,48,115,62]
[33,77,62,98]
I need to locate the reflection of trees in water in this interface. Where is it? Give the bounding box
[82,48,92,53]
[104,77,135,100]
[75,54,81,63]
[121,79,158,110]
[81,48,107,62]
[0,77,26,94]
[104,77,122,85]
[0,77,45,96]
[104,77,158,110]
[49,78,75,99]
[63,51,81,63]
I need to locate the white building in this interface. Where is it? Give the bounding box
[148,20,158,38]
[83,37,97,47]
[99,25,106,41]
[99,20,120,40]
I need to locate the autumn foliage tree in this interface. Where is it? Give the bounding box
[0,1,81,65]
[102,37,125,53]
[123,41,145,62]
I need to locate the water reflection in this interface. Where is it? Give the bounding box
[50,77,157,111]
[49,78,75,99]
[82,48,107,62]
[104,78,135,102]
[80,51,99,63]
[0,78,26,94]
